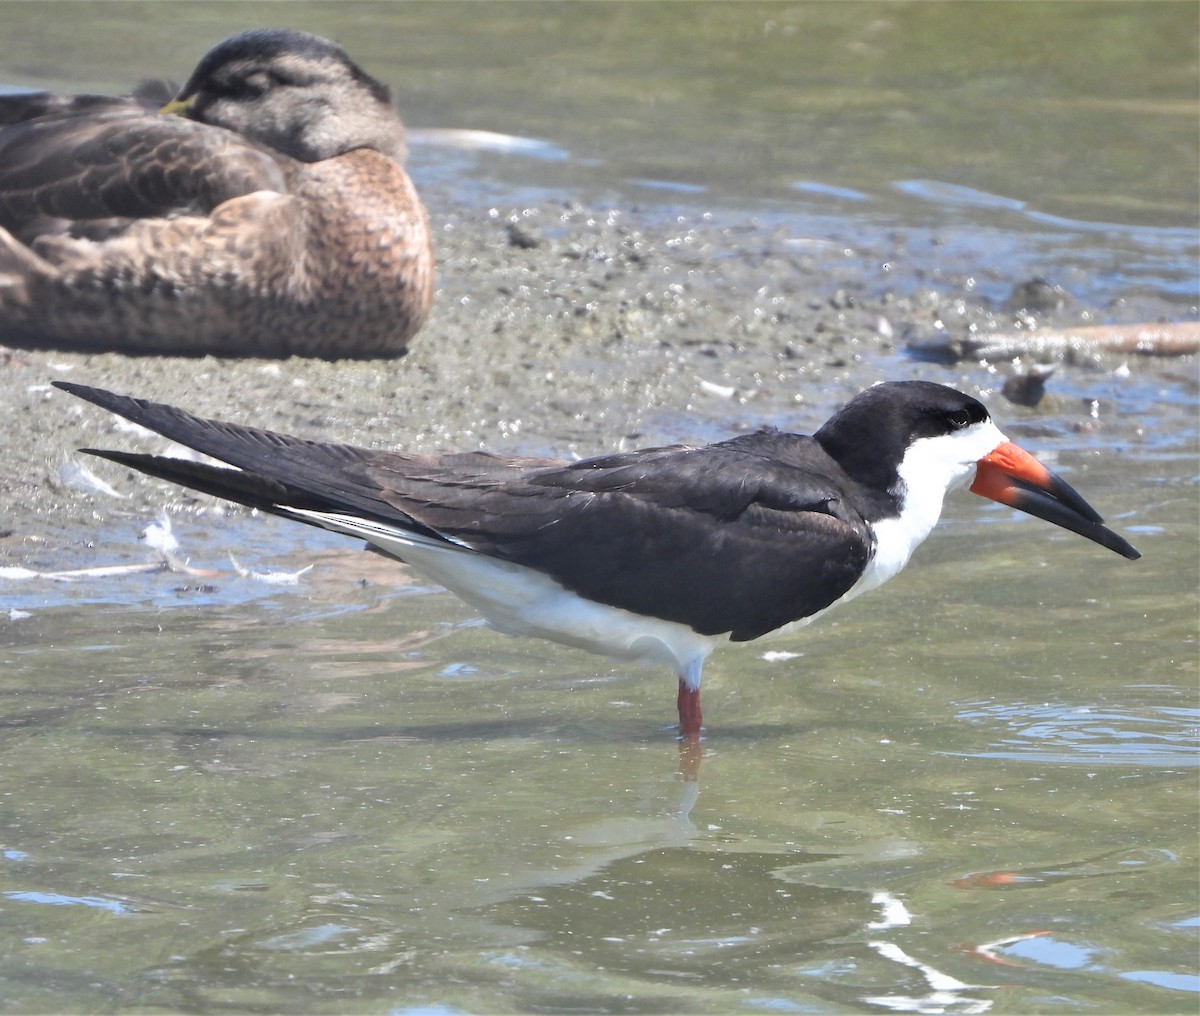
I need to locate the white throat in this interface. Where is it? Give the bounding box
[851,419,1007,599]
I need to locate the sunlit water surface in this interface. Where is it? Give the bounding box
[2,441,1195,1014]
[1,3,1197,1014]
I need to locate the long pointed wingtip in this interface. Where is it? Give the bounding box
[52,380,123,410]
[52,380,92,396]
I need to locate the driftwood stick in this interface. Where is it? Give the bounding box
[909,320,1200,362]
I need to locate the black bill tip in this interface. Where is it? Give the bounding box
[1006,478,1141,561]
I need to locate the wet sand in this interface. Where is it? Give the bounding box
[0,190,1192,557]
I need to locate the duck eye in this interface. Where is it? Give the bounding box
[217,69,270,100]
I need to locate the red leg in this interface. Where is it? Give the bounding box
[676,675,705,781]
[677,678,703,739]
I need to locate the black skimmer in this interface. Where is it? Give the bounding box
[53,380,1139,739]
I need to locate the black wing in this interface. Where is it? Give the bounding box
[0,103,286,232]
[377,435,874,640]
[56,383,872,641]
[52,382,478,538]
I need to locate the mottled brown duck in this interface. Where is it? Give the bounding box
[0,28,434,358]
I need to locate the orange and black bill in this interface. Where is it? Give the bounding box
[971,442,1140,561]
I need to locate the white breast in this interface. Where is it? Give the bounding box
[287,509,718,680]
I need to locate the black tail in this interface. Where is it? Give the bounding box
[82,447,319,517]
[53,381,364,476]
[53,381,429,533]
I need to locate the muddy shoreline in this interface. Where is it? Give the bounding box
[1,188,1193,564]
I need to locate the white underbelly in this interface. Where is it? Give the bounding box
[288,509,719,677]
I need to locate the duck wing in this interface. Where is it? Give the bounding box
[0,105,286,233]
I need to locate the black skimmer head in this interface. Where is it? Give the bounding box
[52,380,1139,741]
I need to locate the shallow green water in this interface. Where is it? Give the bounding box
[0,2,1197,1013]
[1,442,1195,1014]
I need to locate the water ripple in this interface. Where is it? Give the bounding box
[950,701,1199,766]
